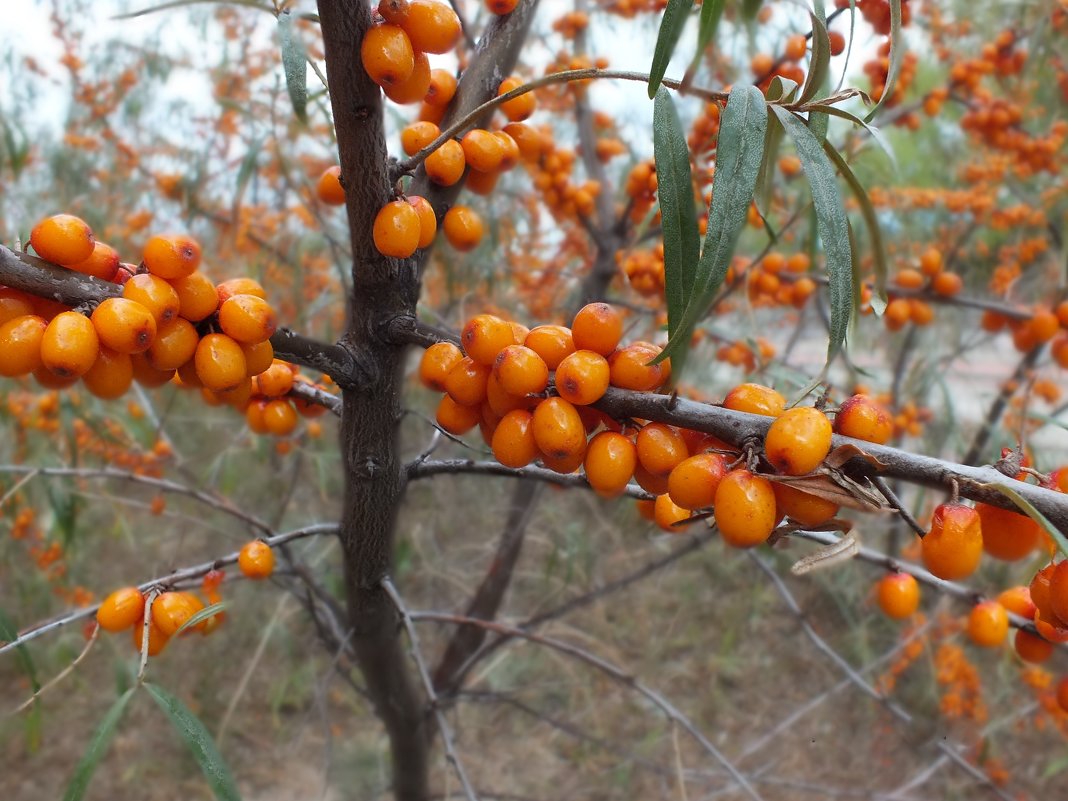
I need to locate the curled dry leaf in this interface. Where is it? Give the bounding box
[824,443,889,471]
[762,470,890,513]
[790,529,861,576]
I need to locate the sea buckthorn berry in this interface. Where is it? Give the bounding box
[219,294,277,345]
[257,362,295,397]
[1014,629,1053,663]
[425,68,457,105]
[374,200,422,258]
[83,348,134,399]
[462,314,517,365]
[131,615,169,656]
[241,340,275,376]
[609,343,664,391]
[975,501,1041,561]
[461,129,505,173]
[503,122,542,160]
[772,483,839,526]
[152,591,204,637]
[967,601,1009,647]
[239,540,275,579]
[750,52,773,76]
[97,587,145,632]
[491,409,539,468]
[919,247,943,276]
[636,423,689,477]
[787,253,811,274]
[384,50,432,104]
[1050,560,1068,623]
[571,303,622,356]
[400,0,462,54]
[764,406,833,475]
[997,586,1036,620]
[876,573,920,620]
[361,23,415,87]
[668,453,728,510]
[541,447,586,475]
[91,297,157,354]
[0,315,48,376]
[316,166,346,205]
[425,139,466,186]
[921,503,983,580]
[378,0,409,23]
[67,240,120,281]
[487,0,518,12]
[555,349,610,405]
[532,397,586,460]
[834,394,893,444]
[143,233,201,280]
[245,399,269,433]
[931,272,962,296]
[465,168,499,196]
[418,101,445,125]
[131,353,175,387]
[493,345,549,396]
[524,325,575,369]
[1029,309,1060,343]
[123,273,180,324]
[584,431,636,497]
[497,76,535,122]
[723,383,786,417]
[171,271,218,321]
[30,214,95,265]
[496,132,521,170]
[262,399,299,436]
[419,341,463,391]
[1029,563,1058,621]
[714,470,777,549]
[402,122,440,156]
[654,494,691,532]
[894,268,925,290]
[883,298,911,330]
[195,333,247,391]
[1036,610,1068,644]
[443,206,484,251]
[436,394,481,434]
[444,356,491,406]
[0,289,35,326]
[407,196,437,249]
[33,365,78,389]
[217,277,267,304]
[784,34,807,61]
[828,30,845,55]
[41,311,99,378]
[217,378,253,409]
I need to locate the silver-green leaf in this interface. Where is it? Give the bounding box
[648,0,694,98]
[278,10,308,124]
[64,689,137,801]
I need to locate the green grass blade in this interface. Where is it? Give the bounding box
[648,0,694,98]
[63,688,137,801]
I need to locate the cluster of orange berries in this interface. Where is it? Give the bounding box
[878,248,964,330]
[836,0,912,36]
[94,540,273,656]
[620,244,665,297]
[712,337,777,372]
[864,41,918,110]
[978,300,1068,361]
[747,251,817,308]
[623,160,658,224]
[550,11,589,39]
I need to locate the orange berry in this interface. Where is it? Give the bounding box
[245,398,270,433]
[485,371,537,416]
[425,68,457,105]
[571,303,622,356]
[764,406,833,475]
[131,614,169,656]
[786,253,811,273]
[487,0,518,12]
[461,129,505,173]
[257,362,295,397]
[378,0,409,23]
[143,233,201,280]
[584,431,637,497]
[239,540,275,579]
[152,591,205,637]
[497,76,535,122]
[532,397,586,460]
[784,34,807,61]
[834,394,893,444]
[1050,560,1068,623]
[129,352,172,392]
[876,573,920,620]
[217,378,253,409]
[750,52,774,76]
[241,339,275,377]
[444,356,491,406]
[384,50,431,104]
[667,452,728,510]
[524,325,575,369]
[967,601,1009,647]
[442,206,484,251]
[0,315,46,376]
[374,200,422,258]
[425,139,466,186]
[894,268,925,290]
[1057,677,1068,714]
[723,383,786,417]
[122,273,179,324]
[608,343,664,391]
[931,272,962,296]
[400,0,461,54]
[419,341,463,391]
[540,447,586,475]
[406,195,438,249]
[772,483,839,526]
[91,297,157,354]
[921,503,983,580]
[1030,563,1058,622]
[555,349,610,405]
[195,333,247,391]
[1029,309,1060,343]
[41,311,99,378]
[491,409,539,467]
[636,423,689,477]
[67,240,120,281]
[97,587,146,632]
[919,247,943,276]
[316,166,346,205]
[401,121,440,156]
[997,585,1036,619]
[30,213,96,266]
[503,122,542,160]
[218,294,276,344]
[654,493,692,533]
[462,314,517,366]
[884,297,911,330]
[0,289,35,326]
[714,469,778,548]
[361,23,415,87]
[496,132,521,170]
[170,271,218,322]
[217,277,267,305]
[1014,629,1053,663]
[262,399,298,436]
[828,30,846,56]
[975,501,1041,561]
[33,365,79,389]
[493,344,549,396]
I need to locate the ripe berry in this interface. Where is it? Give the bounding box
[764,406,833,475]
[571,303,622,356]
[0,315,48,376]
[400,0,462,54]
[1058,677,1068,714]
[919,247,943,276]
[555,349,610,406]
[170,271,218,321]
[876,573,920,620]
[524,325,575,369]
[997,585,1036,620]
[921,503,983,580]
[263,399,299,436]
[131,614,169,656]
[493,345,549,396]
[195,333,247,391]
[123,273,180,324]
[443,206,484,251]
[444,356,491,407]
[384,51,432,104]
[491,409,539,467]
[131,352,174,387]
[541,447,586,475]
[608,343,664,391]
[425,139,466,186]
[153,591,204,637]
[217,277,267,304]
[425,68,457,105]
[503,122,542,160]
[714,470,778,549]
[317,166,346,205]
[496,132,521,170]
[1014,629,1053,663]
[636,423,689,477]
[30,214,95,265]
[461,129,505,173]
[834,394,893,444]
[532,397,586,460]
[378,0,409,23]
[772,483,839,526]
[374,200,422,258]
[97,587,145,632]
[257,362,295,397]
[1049,560,1068,623]
[486,372,537,416]
[0,289,35,326]
[932,272,963,296]
[653,494,691,532]
[91,297,157,354]
[497,76,536,122]
[419,341,463,391]
[143,233,201,279]
[219,294,277,344]
[975,502,1041,561]
[784,33,807,61]
[83,348,134,399]
[828,30,845,56]
[967,601,1009,647]
[462,314,517,366]
[667,453,728,510]
[436,394,481,434]
[408,195,437,248]
[239,540,275,579]
[361,23,415,87]
[41,311,99,378]
[241,340,275,377]
[67,240,120,281]
[583,431,636,497]
[401,122,440,156]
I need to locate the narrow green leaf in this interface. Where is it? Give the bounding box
[648,0,694,98]
[765,76,799,104]
[146,683,241,801]
[174,602,228,637]
[804,103,896,167]
[800,13,830,104]
[63,689,137,801]
[692,0,726,64]
[865,0,903,121]
[772,107,853,361]
[658,86,767,371]
[821,142,887,314]
[755,113,785,213]
[742,0,763,20]
[653,88,700,342]
[981,483,1068,558]
[278,11,308,123]
[834,1,858,93]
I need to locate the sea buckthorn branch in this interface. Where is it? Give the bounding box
[0,522,337,657]
[961,344,1045,467]
[404,457,652,499]
[287,380,342,416]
